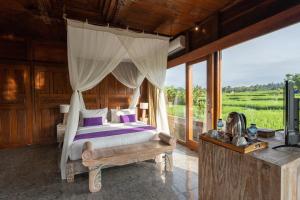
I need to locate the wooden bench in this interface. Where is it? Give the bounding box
[81,133,176,193]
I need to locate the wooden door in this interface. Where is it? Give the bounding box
[0,64,32,148]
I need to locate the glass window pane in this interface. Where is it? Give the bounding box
[165,64,186,142]
[191,61,207,141]
[222,23,300,130]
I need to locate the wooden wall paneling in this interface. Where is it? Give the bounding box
[81,73,135,110]
[137,79,148,119]
[0,64,32,148]
[0,39,28,60]
[106,74,133,109]
[188,14,219,51]
[33,65,71,144]
[98,76,109,108]
[83,82,102,109]
[32,41,67,63]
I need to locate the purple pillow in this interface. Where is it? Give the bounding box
[120,114,136,123]
[83,117,103,127]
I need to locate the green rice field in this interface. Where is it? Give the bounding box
[167,89,299,130]
[222,90,284,130]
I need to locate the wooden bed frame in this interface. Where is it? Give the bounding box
[66,133,176,193]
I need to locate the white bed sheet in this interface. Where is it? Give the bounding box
[69,121,157,160]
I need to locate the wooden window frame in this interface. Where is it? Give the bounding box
[183,53,221,151]
[166,52,221,151]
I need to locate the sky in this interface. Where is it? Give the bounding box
[165,22,300,88]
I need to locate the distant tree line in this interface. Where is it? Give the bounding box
[222,83,284,93]
[165,74,300,104]
[223,73,300,93]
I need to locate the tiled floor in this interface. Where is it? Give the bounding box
[0,144,198,200]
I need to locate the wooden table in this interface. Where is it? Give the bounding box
[198,134,300,200]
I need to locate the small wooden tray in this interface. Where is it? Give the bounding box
[200,134,268,154]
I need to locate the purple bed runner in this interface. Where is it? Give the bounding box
[74,125,156,141]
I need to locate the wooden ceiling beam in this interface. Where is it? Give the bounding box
[103,0,119,22]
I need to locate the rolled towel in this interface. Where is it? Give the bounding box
[159,132,176,146]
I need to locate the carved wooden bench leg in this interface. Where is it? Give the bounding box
[165,152,173,172]
[155,154,163,171]
[66,162,75,183]
[88,165,102,193]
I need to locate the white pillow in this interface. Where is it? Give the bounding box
[79,108,108,127]
[111,108,136,123]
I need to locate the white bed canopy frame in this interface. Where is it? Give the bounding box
[61,19,170,179]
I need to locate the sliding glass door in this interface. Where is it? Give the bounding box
[186,59,208,148]
[165,57,212,149]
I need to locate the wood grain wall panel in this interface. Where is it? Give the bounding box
[82,74,134,110]
[188,15,219,51]
[0,64,31,148]
[33,65,71,144]
[0,110,10,145]
[52,71,72,95]
[0,39,28,60]
[32,41,67,63]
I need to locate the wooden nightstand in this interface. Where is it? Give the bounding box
[139,117,149,124]
[57,123,65,148]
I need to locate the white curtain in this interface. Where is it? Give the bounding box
[61,20,127,179]
[112,62,145,108]
[118,36,170,134]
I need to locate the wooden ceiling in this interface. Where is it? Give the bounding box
[0,0,238,41]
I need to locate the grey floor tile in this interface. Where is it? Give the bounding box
[0,144,198,200]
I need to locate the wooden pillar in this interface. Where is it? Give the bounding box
[207,54,214,129]
[207,51,222,130]
[213,51,222,122]
[186,63,194,148]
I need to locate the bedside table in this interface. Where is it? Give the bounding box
[139,117,149,124]
[57,123,65,148]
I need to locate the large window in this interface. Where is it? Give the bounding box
[165,64,186,142]
[222,23,300,130]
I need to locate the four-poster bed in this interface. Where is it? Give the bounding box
[60,19,174,186]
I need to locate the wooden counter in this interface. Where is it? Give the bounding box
[198,134,300,200]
